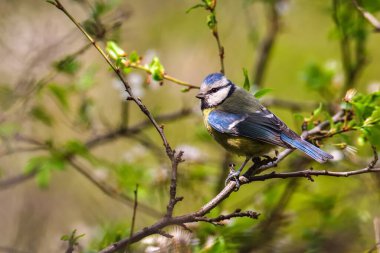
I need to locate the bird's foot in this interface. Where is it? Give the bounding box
[225,167,241,191]
[262,155,277,165]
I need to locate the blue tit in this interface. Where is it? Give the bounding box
[196,73,333,184]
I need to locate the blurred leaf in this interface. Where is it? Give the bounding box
[207,13,216,29]
[301,62,335,92]
[36,168,51,188]
[54,56,80,75]
[0,85,16,109]
[76,67,97,91]
[129,51,139,63]
[89,223,129,251]
[48,84,69,109]
[0,122,19,138]
[78,97,94,127]
[148,57,165,81]
[254,88,273,99]
[313,103,323,118]
[64,140,88,156]
[242,68,250,91]
[60,235,70,241]
[92,0,111,18]
[31,106,53,126]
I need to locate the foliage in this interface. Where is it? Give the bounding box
[1,1,380,253]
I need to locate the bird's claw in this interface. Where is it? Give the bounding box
[225,169,241,191]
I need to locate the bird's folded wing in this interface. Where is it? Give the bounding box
[208,109,291,148]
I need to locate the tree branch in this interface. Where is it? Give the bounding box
[352,0,380,32]
[68,158,162,218]
[252,0,281,87]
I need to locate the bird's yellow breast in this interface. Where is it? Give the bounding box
[202,108,273,156]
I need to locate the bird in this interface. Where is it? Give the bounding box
[195,73,333,186]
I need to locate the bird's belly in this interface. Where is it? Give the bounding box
[212,129,273,156]
[202,108,273,156]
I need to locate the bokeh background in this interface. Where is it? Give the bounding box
[0,0,380,252]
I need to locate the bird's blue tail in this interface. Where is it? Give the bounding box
[280,133,333,163]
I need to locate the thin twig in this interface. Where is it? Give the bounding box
[0,171,37,190]
[352,0,380,32]
[206,0,225,74]
[248,167,380,182]
[130,184,139,238]
[252,0,280,87]
[127,63,199,90]
[69,159,162,218]
[166,151,184,218]
[85,108,192,148]
[49,0,174,159]
[194,209,259,224]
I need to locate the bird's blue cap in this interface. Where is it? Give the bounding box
[203,73,225,86]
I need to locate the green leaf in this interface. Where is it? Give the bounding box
[0,122,19,138]
[363,106,380,127]
[48,84,69,109]
[106,41,126,60]
[24,156,46,174]
[148,57,165,81]
[0,85,16,109]
[64,140,88,156]
[254,88,273,98]
[129,51,139,63]
[60,235,70,241]
[30,106,53,126]
[207,13,217,29]
[242,68,250,91]
[54,56,80,75]
[36,168,51,188]
[313,103,323,117]
[76,67,96,91]
[186,3,205,13]
[78,97,94,127]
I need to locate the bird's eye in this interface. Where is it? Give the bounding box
[211,88,219,93]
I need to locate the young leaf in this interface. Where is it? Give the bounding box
[54,56,80,75]
[129,51,140,63]
[48,84,69,109]
[207,13,217,29]
[313,103,323,117]
[242,68,251,91]
[148,57,165,81]
[186,3,205,13]
[254,88,273,98]
[30,106,53,126]
[106,41,126,60]
[35,168,51,188]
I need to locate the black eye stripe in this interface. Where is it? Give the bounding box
[207,84,230,94]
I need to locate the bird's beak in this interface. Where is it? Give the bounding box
[196,92,205,99]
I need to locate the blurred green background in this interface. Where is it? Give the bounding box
[0,0,380,252]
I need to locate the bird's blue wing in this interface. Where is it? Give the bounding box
[208,109,333,162]
[208,109,289,148]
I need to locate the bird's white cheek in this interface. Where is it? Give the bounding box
[207,87,230,106]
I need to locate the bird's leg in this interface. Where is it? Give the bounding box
[225,156,251,190]
[244,155,277,178]
[262,155,277,164]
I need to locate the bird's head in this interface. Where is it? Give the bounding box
[196,73,235,109]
